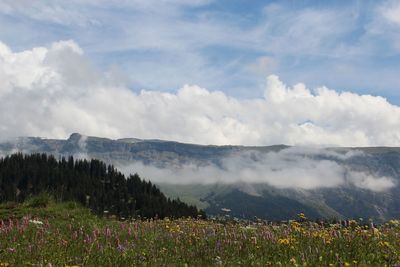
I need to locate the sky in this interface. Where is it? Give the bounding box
[0,0,400,146]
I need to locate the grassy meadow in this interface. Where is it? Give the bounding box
[0,195,400,266]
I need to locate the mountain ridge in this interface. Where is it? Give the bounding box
[1,133,400,222]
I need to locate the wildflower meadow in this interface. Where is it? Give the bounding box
[1,199,400,266]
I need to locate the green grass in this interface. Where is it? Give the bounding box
[0,195,98,226]
[0,200,400,266]
[158,183,241,210]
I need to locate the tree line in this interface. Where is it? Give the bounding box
[0,153,205,219]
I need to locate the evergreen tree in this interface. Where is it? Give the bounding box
[0,153,204,219]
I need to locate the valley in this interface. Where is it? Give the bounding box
[1,133,399,222]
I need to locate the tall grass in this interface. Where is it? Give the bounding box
[0,202,399,266]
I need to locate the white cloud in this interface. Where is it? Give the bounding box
[348,171,394,192]
[0,0,212,27]
[118,147,395,192]
[0,0,93,26]
[364,0,400,53]
[1,40,400,147]
[379,0,400,25]
[254,5,354,55]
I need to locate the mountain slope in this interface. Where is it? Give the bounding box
[1,133,400,221]
[0,153,204,219]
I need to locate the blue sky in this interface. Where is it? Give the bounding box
[1,1,400,145]
[0,0,399,103]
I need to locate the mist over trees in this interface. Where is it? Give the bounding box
[0,153,204,219]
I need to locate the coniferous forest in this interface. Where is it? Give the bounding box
[0,153,205,219]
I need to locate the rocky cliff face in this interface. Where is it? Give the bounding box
[1,133,400,221]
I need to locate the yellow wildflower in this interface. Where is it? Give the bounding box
[297,213,307,220]
[278,238,290,245]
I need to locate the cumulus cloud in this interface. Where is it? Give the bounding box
[118,147,395,192]
[1,40,400,146]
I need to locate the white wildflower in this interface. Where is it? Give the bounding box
[29,219,44,225]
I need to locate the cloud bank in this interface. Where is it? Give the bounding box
[118,147,395,192]
[1,40,400,146]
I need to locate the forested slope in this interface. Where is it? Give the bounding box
[0,153,204,219]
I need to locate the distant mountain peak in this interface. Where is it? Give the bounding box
[68,133,83,141]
